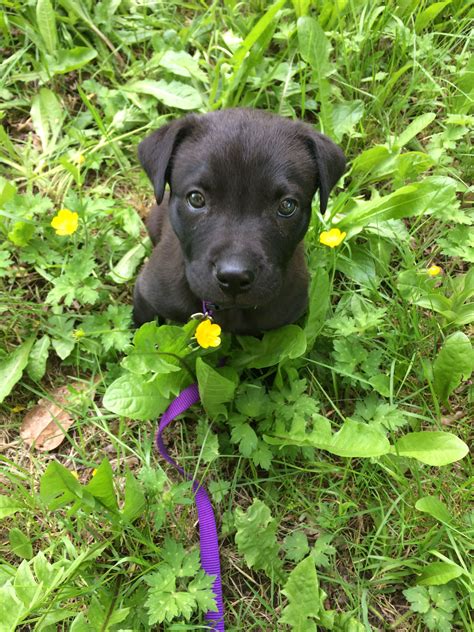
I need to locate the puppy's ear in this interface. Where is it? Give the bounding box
[138,116,196,204]
[306,131,346,214]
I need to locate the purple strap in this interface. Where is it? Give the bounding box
[155,383,225,631]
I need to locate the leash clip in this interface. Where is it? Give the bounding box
[190,311,213,322]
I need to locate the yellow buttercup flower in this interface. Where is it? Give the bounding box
[51,209,79,236]
[195,319,222,349]
[71,471,79,480]
[319,227,346,248]
[427,265,442,277]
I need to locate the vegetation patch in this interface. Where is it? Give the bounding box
[1,0,472,630]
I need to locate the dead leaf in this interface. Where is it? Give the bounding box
[20,381,93,451]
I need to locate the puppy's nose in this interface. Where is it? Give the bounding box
[214,258,255,295]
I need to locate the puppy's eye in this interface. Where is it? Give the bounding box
[187,191,206,210]
[278,198,298,218]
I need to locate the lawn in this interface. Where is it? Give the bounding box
[0,0,473,630]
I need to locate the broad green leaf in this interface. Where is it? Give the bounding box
[196,357,238,417]
[413,293,452,314]
[319,418,389,457]
[337,177,457,232]
[0,584,25,629]
[158,50,207,83]
[305,268,330,346]
[0,337,35,404]
[350,145,395,179]
[84,458,118,512]
[403,586,430,613]
[395,113,436,149]
[144,563,210,624]
[32,551,56,586]
[26,335,50,382]
[187,570,217,614]
[335,246,378,288]
[235,384,267,418]
[235,325,306,369]
[417,561,462,586]
[122,321,192,375]
[280,556,322,629]
[0,496,23,519]
[102,373,171,420]
[428,585,458,612]
[126,79,203,110]
[396,269,451,315]
[283,531,310,563]
[297,16,333,134]
[332,100,364,142]
[231,423,258,457]
[415,1,451,32]
[395,151,436,180]
[437,224,474,263]
[122,470,146,522]
[51,47,98,74]
[433,331,474,402]
[161,539,201,578]
[393,431,469,466]
[453,302,474,325]
[415,496,452,524]
[36,0,58,55]
[30,88,64,152]
[40,460,84,510]
[311,534,336,569]
[235,499,281,577]
[265,417,390,458]
[7,221,35,246]
[14,560,41,608]
[8,528,33,560]
[109,243,146,283]
[369,373,391,397]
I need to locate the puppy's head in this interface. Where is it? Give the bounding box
[138,109,345,309]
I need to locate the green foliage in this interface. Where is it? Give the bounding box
[279,556,323,630]
[404,585,458,631]
[280,557,365,631]
[1,1,472,629]
[397,268,474,325]
[0,338,35,404]
[433,332,474,402]
[39,458,145,524]
[417,562,463,586]
[0,548,104,630]
[235,499,282,578]
[415,496,452,524]
[144,540,216,625]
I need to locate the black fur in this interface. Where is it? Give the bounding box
[134,109,346,335]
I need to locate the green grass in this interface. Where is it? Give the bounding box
[0,0,473,630]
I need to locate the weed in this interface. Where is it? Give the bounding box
[0,1,472,630]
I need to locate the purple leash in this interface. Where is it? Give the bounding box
[155,376,225,627]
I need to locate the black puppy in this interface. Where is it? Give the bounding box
[133,109,345,335]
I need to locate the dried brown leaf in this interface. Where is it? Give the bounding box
[20,381,92,451]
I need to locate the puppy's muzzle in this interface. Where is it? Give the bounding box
[214,256,255,296]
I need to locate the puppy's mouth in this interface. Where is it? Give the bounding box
[205,297,259,311]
